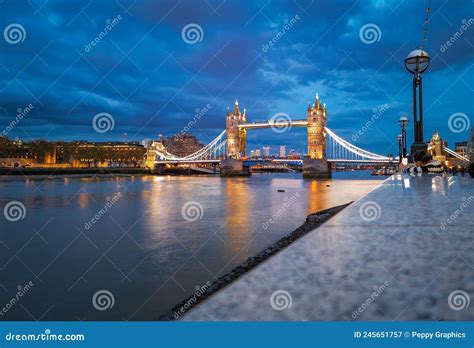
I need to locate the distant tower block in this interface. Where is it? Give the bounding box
[307,93,327,159]
[226,100,246,158]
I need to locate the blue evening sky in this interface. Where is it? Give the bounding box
[0,0,472,155]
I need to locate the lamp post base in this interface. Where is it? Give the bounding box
[410,142,428,154]
[409,142,428,163]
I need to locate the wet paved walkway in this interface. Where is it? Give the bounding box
[184,174,474,321]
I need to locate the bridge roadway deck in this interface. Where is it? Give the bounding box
[154,159,395,164]
[184,173,474,321]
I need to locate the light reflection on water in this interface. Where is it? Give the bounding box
[0,172,383,320]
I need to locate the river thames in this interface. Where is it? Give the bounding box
[0,172,384,320]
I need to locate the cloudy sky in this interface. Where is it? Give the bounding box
[0,0,472,155]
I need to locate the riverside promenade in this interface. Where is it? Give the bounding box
[184,174,474,321]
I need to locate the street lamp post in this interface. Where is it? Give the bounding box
[398,116,409,159]
[405,49,430,155]
[397,134,403,163]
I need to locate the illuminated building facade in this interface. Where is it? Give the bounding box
[226,100,244,158]
[263,146,270,157]
[427,131,447,163]
[279,145,286,158]
[307,93,327,159]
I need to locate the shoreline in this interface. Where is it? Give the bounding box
[0,168,386,181]
[0,168,221,181]
[0,167,150,175]
[159,202,352,321]
[0,173,151,181]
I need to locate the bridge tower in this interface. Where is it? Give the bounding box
[307,93,327,159]
[427,131,447,163]
[303,93,331,179]
[226,100,244,158]
[222,100,250,176]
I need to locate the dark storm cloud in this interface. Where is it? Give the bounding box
[0,0,472,153]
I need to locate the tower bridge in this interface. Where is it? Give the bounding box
[226,94,327,163]
[145,94,409,177]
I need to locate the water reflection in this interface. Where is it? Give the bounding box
[78,192,90,209]
[307,180,329,214]
[225,178,251,254]
[0,172,383,320]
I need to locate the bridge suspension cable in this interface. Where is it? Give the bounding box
[443,146,469,162]
[148,130,226,161]
[325,127,391,161]
[148,127,393,163]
